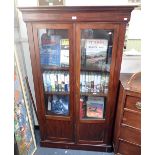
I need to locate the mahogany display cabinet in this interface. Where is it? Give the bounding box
[19,6,136,152]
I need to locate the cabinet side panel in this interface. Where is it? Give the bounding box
[113,83,126,151]
[105,23,126,144]
[26,23,46,140]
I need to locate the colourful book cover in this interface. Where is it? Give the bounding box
[83,39,108,69]
[40,34,61,66]
[86,97,104,119]
[51,95,69,115]
[60,39,69,67]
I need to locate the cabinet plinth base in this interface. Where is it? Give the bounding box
[40,140,113,152]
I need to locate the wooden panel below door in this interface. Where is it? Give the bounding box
[78,123,105,142]
[45,119,74,142]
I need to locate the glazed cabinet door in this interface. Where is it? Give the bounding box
[32,23,75,142]
[75,23,119,145]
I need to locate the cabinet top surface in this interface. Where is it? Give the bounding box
[18,5,137,23]
[18,5,137,12]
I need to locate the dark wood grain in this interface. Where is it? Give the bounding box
[19,6,137,23]
[103,23,120,145]
[78,123,105,142]
[45,119,74,141]
[26,23,46,140]
[40,140,113,152]
[105,23,126,145]
[123,109,141,129]
[25,76,39,122]
[19,6,135,151]
[119,124,141,145]
[113,83,126,151]
[118,140,141,155]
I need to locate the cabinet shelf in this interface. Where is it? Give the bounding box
[45,113,70,119]
[41,65,69,71]
[45,91,70,96]
[81,67,110,73]
[80,92,107,97]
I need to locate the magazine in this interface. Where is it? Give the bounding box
[51,95,69,115]
[86,97,104,119]
[40,34,61,66]
[81,39,108,69]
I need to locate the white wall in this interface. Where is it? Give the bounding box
[128,9,142,39]
[16,0,39,125]
[65,0,128,6]
[121,55,141,73]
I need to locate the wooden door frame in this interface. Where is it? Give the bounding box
[75,22,123,145]
[28,22,75,141]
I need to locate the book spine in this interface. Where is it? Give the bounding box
[80,74,82,91]
[47,72,52,92]
[43,71,48,92]
[49,72,55,91]
[47,96,52,111]
[64,72,69,92]
[90,73,94,92]
[55,72,59,92]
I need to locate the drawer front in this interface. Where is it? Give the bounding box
[120,125,141,145]
[122,110,141,129]
[118,141,141,155]
[125,96,141,112]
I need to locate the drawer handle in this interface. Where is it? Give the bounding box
[135,101,141,110]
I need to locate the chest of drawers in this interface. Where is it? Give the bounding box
[113,73,141,155]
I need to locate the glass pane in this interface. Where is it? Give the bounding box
[38,29,70,116]
[38,29,69,67]
[80,29,114,120]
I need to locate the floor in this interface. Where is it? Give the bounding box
[34,129,114,155]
